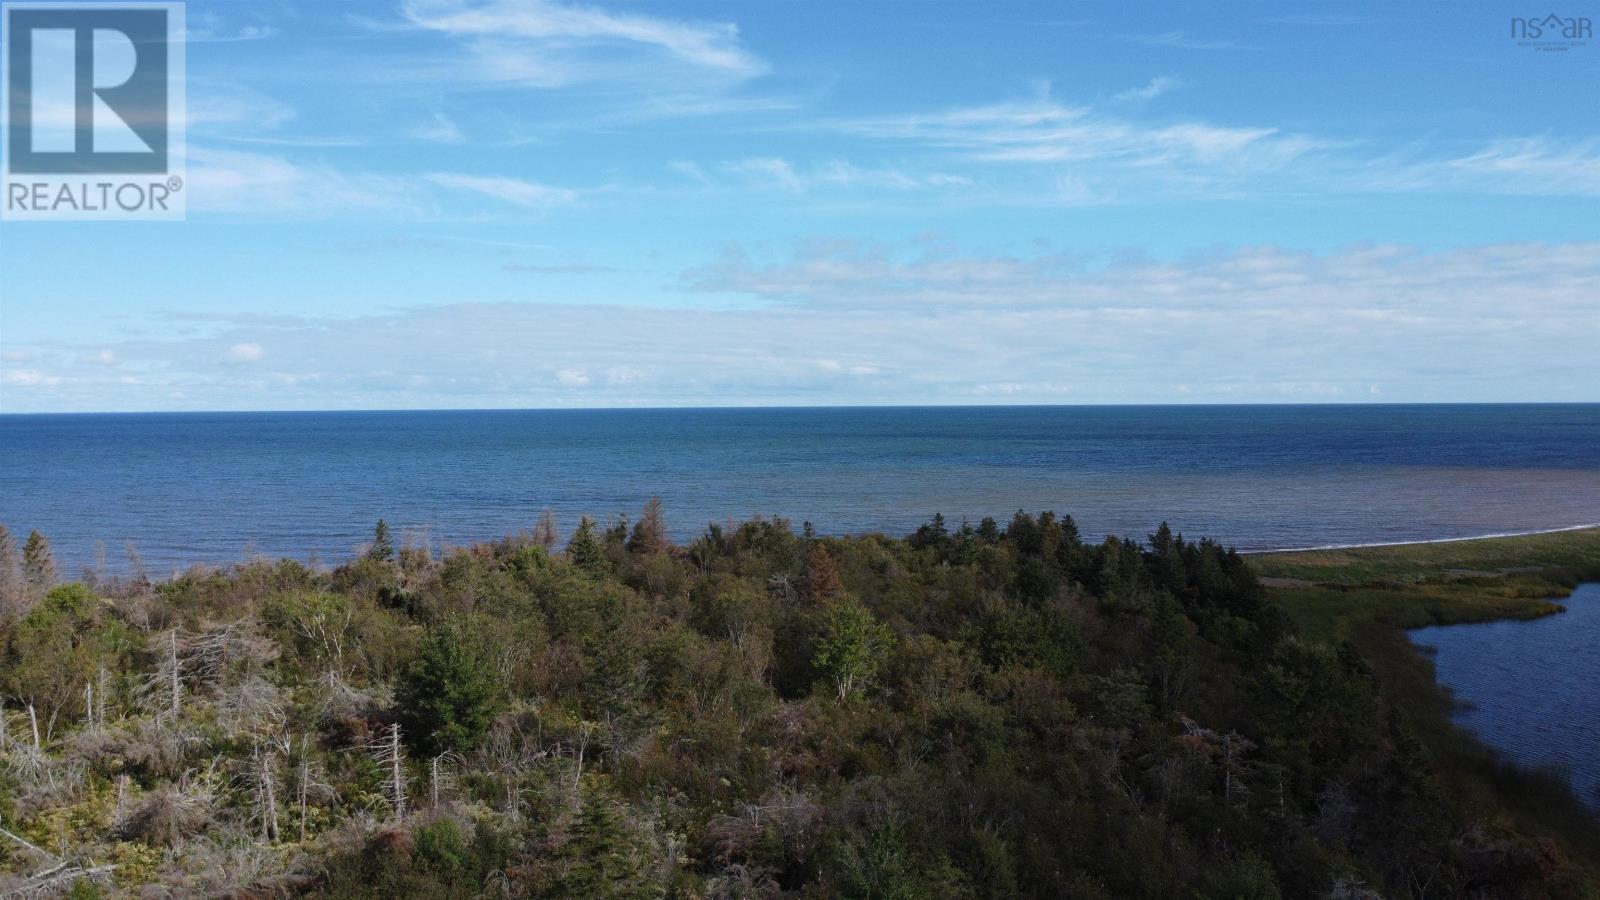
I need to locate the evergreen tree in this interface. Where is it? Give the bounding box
[369,519,395,563]
[22,530,56,599]
[604,515,629,549]
[396,620,501,757]
[566,516,607,576]
[976,516,1001,544]
[548,789,664,899]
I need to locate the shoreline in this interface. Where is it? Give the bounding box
[1254,527,1600,844]
[1248,522,1600,555]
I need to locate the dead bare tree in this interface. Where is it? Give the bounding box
[251,746,281,843]
[366,724,407,821]
[316,668,384,722]
[532,509,560,549]
[142,629,186,723]
[293,735,335,843]
[217,675,286,737]
[429,751,461,808]
[124,541,150,590]
[185,619,278,688]
[4,860,117,898]
[289,601,353,674]
[1179,716,1260,807]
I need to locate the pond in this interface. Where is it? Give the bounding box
[1411,582,1600,809]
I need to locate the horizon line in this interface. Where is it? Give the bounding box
[4,399,1600,416]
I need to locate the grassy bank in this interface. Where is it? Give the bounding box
[1251,528,1600,879]
[1252,527,1600,643]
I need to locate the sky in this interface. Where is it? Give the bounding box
[0,0,1598,412]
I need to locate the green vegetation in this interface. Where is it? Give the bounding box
[0,511,1593,897]
[1252,528,1600,642]
[1253,527,1600,890]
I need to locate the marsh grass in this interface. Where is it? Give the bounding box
[1251,528,1600,875]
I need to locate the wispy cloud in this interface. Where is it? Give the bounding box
[223,342,267,364]
[829,95,1310,165]
[1,369,63,388]
[1359,137,1600,197]
[183,19,278,43]
[1264,14,1376,26]
[410,111,465,143]
[820,93,1322,201]
[722,157,970,193]
[404,0,763,73]
[1127,31,1255,51]
[187,146,425,217]
[425,172,580,208]
[502,262,619,274]
[10,240,1596,410]
[683,238,1600,319]
[1113,76,1182,102]
[396,0,766,89]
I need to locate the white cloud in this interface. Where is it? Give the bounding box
[223,342,266,364]
[725,157,801,192]
[398,0,765,90]
[187,146,423,217]
[824,93,1321,192]
[1,369,62,387]
[1113,76,1182,102]
[723,157,971,192]
[404,0,762,72]
[1128,32,1255,51]
[1360,137,1600,198]
[669,160,710,183]
[683,238,1600,323]
[411,111,465,143]
[426,173,579,208]
[809,90,1600,204]
[10,240,1594,411]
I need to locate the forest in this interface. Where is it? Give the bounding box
[0,505,1594,898]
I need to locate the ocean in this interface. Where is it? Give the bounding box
[2,403,1598,575]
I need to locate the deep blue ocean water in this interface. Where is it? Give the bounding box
[1,404,1598,575]
[1412,582,1600,809]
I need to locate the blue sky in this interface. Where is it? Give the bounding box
[1,0,1598,411]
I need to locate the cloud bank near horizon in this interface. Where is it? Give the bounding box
[4,241,1595,411]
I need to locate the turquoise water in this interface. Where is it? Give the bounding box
[1,404,1597,573]
[1412,583,1600,809]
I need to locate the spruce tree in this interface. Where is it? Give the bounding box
[396,621,501,757]
[21,530,56,599]
[566,516,606,576]
[369,519,394,563]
